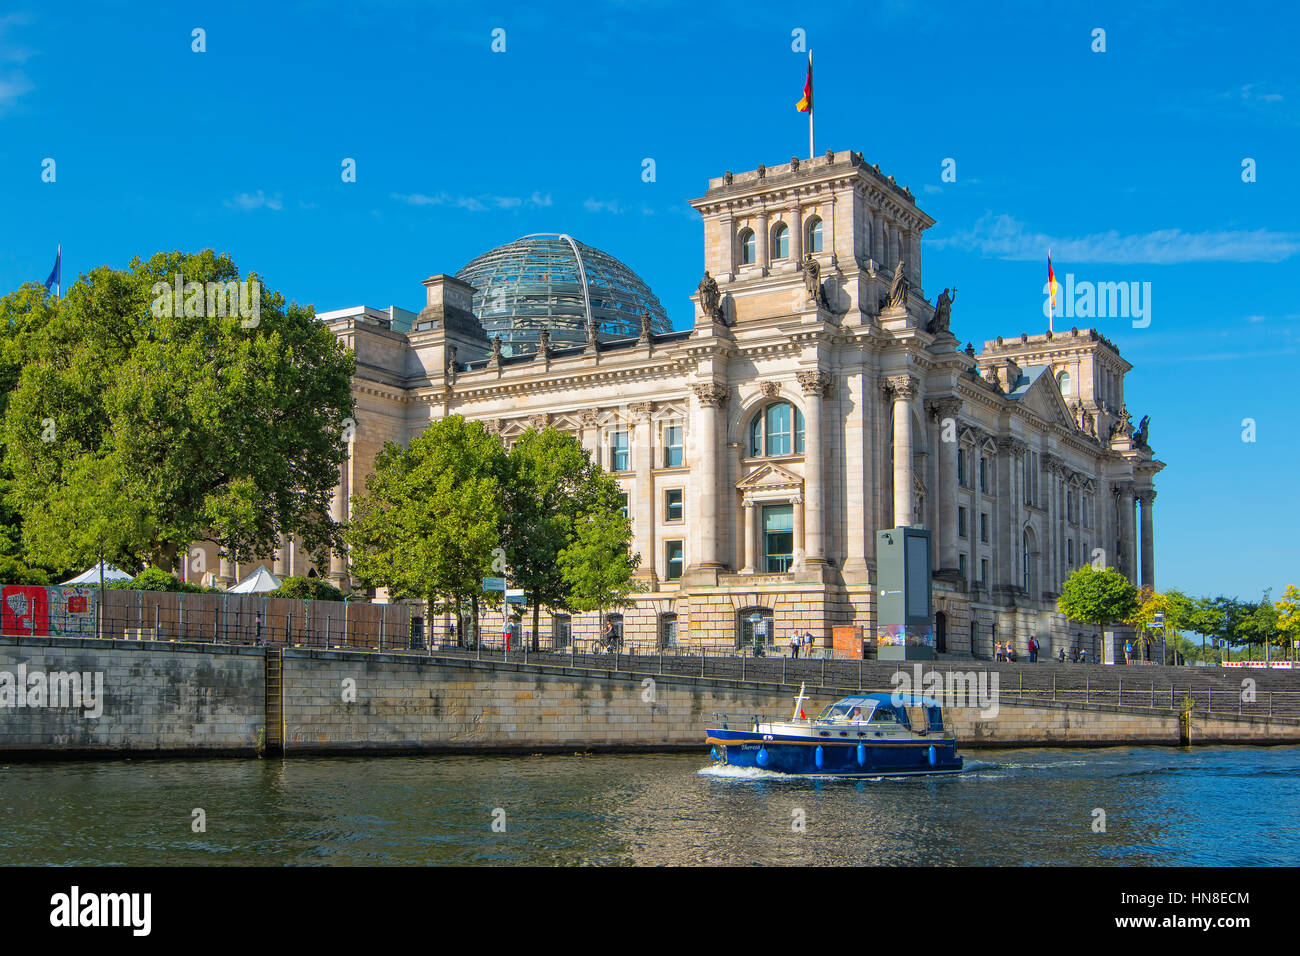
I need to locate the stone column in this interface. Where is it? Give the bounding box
[797,369,832,566]
[756,211,770,273]
[690,382,730,572]
[218,554,235,588]
[792,494,805,571]
[741,499,757,574]
[1139,490,1156,590]
[722,214,736,279]
[791,205,804,263]
[631,402,656,584]
[884,375,917,527]
[927,397,962,572]
[272,533,288,576]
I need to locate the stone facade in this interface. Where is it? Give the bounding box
[228,150,1165,658]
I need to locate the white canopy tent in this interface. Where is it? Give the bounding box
[61,561,135,585]
[228,566,282,594]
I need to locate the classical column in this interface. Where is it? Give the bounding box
[741,499,757,574]
[797,369,832,566]
[722,214,736,279]
[792,494,805,570]
[1139,490,1156,590]
[756,210,770,273]
[631,402,656,584]
[927,397,962,572]
[272,533,288,576]
[884,375,917,527]
[791,205,804,263]
[690,382,730,572]
[218,555,235,588]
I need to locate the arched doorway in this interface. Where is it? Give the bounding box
[935,611,947,654]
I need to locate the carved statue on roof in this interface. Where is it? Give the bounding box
[887,259,909,308]
[927,287,956,334]
[1134,414,1150,448]
[801,254,826,308]
[697,271,723,321]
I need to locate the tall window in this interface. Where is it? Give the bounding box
[664,488,684,522]
[618,492,628,520]
[1023,532,1032,592]
[663,424,684,467]
[806,217,823,253]
[748,402,805,457]
[665,540,683,580]
[659,613,678,649]
[980,558,989,585]
[612,430,630,471]
[1058,370,1072,396]
[762,504,794,572]
[739,228,756,265]
[958,553,967,577]
[979,457,987,493]
[980,513,989,543]
[772,223,789,259]
[552,614,571,648]
[958,506,968,538]
[957,449,967,487]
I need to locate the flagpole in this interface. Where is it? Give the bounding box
[1047,247,1054,334]
[800,50,811,159]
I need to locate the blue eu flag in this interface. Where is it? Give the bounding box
[44,245,61,295]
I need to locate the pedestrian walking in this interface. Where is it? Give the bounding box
[1028,635,1038,663]
[789,631,801,659]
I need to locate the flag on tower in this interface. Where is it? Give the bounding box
[1047,249,1058,329]
[796,51,812,113]
[44,245,62,297]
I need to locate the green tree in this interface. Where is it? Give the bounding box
[346,416,505,645]
[1240,590,1282,662]
[1276,584,1300,662]
[559,502,642,620]
[267,575,345,602]
[1057,566,1139,643]
[500,426,631,649]
[1127,586,1192,663]
[2,250,355,575]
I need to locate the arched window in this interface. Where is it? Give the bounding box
[806,217,823,253]
[1022,531,1032,592]
[748,401,805,457]
[772,223,789,259]
[1057,370,1072,396]
[736,606,775,648]
[739,228,756,265]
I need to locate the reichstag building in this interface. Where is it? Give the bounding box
[226,150,1165,659]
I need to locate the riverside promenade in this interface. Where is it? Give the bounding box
[2,634,1299,757]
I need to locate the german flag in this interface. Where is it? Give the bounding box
[1048,250,1059,313]
[796,51,812,113]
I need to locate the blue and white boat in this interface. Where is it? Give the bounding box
[705,684,963,777]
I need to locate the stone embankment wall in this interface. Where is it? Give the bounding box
[3,638,1297,756]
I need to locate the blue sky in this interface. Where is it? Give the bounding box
[1,0,1296,601]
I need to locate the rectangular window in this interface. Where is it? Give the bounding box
[618,492,628,520]
[980,558,989,585]
[762,504,794,573]
[958,506,968,538]
[980,513,989,543]
[979,457,987,493]
[663,425,684,468]
[957,449,967,487]
[958,553,967,577]
[766,404,793,456]
[664,488,684,522]
[553,614,571,648]
[665,540,684,580]
[612,430,630,471]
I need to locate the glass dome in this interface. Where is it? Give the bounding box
[455,233,672,355]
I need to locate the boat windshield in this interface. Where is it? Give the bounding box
[816,702,870,721]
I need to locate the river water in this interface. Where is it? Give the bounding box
[1,745,1296,866]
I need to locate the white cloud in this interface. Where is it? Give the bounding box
[226,190,283,211]
[931,213,1300,264]
[584,198,623,214]
[392,191,551,213]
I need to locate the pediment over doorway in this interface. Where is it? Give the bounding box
[736,462,803,496]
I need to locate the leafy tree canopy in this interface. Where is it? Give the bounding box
[266,574,345,603]
[1057,565,1139,629]
[1,251,355,576]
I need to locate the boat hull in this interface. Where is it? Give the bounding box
[706,729,963,777]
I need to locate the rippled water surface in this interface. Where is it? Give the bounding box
[1,746,1296,865]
